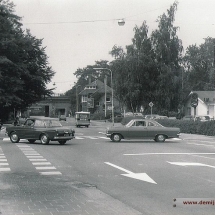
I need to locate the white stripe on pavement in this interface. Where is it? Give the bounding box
[36,167,56,170]
[32,162,51,165]
[29,159,47,161]
[40,171,62,175]
[0,168,10,171]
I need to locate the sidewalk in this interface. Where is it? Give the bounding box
[0,176,141,215]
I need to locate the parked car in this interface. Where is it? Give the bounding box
[6,118,75,145]
[182,115,194,121]
[133,113,143,117]
[59,115,66,121]
[106,118,180,142]
[145,114,160,120]
[124,112,134,117]
[194,115,213,122]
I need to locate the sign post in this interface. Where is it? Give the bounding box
[149,102,154,117]
[190,93,198,117]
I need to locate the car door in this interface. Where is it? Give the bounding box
[20,119,36,138]
[128,120,148,138]
[146,121,161,137]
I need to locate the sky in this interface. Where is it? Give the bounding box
[11,0,215,93]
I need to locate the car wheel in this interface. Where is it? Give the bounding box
[155,134,166,142]
[111,134,122,142]
[40,134,50,145]
[28,139,36,144]
[58,140,66,145]
[10,132,20,143]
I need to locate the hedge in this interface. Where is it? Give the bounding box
[156,119,215,136]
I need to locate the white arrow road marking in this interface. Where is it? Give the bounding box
[105,162,157,184]
[167,162,215,169]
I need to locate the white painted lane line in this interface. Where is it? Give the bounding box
[16,145,30,147]
[26,156,43,158]
[24,153,40,156]
[124,153,215,156]
[29,159,47,161]
[0,168,10,171]
[32,162,51,165]
[36,167,56,170]
[0,163,9,166]
[40,172,62,175]
[0,159,7,162]
[0,156,6,158]
[167,162,215,169]
[20,148,35,151]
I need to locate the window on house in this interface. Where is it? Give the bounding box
[82,95,88,102]
[106,97,110,102]
[96,101,100,106]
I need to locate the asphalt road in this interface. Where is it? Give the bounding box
[1,118,215,215]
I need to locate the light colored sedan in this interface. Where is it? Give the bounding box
[106,119,180,142]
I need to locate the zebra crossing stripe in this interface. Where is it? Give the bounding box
[0,168,10,171]
[36,166,56,170]
[40,171,62,175]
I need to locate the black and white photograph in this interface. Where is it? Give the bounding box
[0,0,215,214]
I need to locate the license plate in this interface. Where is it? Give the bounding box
[64,133,70,136]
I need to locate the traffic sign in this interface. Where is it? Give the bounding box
[149,102,154,107]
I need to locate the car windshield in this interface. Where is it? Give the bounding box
[44,120,62,127]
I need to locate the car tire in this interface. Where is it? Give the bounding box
[28,139,36,144]
[40,134,50,145]
[155,134,166,142]
[111,134,122,142]
[10,132,20,143]
[58,140,66,145]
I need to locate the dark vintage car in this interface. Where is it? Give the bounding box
[106,119,180,142]
[6,118,75,145]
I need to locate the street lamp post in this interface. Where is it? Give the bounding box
[76,85,81,112]
[93,68,114,126]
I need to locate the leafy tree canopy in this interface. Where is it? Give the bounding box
[0,0,55,120]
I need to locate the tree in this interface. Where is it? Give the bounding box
[0,0,55,120]
[183,37,215,91]
[151,1,183,113]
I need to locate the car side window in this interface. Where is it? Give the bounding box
[148,122,155,126]
[34,120,45,127]
[136,121,146,126]
[25,120,34,126]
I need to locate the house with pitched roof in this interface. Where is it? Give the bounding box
[78,79,121,115]
[184,91,215,118]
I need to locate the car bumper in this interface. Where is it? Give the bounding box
[53,135,74,140]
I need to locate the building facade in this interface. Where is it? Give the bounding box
[27,94,71,117]
[78,79,121,115]
[184,91,215,118]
